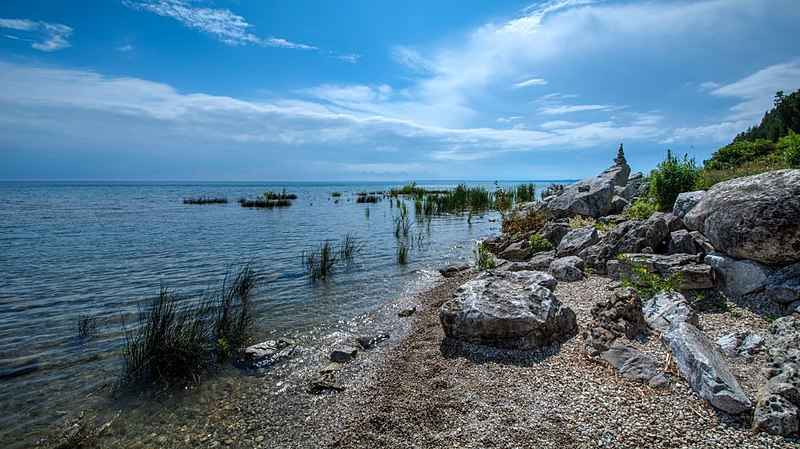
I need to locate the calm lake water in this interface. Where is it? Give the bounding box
[0,180,568,447]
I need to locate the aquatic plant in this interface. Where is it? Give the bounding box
[515,183,536,203]
[264,189,298,200]
[239,198,292,208]
[338,232,363,263]
[474,241,497,271]
[397,241,409,265]
[356,195,379,203]
[121,265,257,385]
[304,240,337,281]
[330,192,342,197]
[394,201,411,238]
[183,196,228,205]
[77,314,97,339]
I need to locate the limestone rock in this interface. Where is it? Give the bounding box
[549,256,585,282]
[663,322,752,414]
[705,253,772,298]
[642,291,698,333]
[667,230,698,255]
[673,190,705,219]
[439,270,577,349]
[546,153,631,218]
[765,262,800,305]
[529,251,556,271]
[499,240,531,262]
[557,227,599,257]
[684,169,800,265]
[439,264,471,278]
[717,331,764,358]
[540,221,571,247]
[240,339,296,369]
[600,344,668,387]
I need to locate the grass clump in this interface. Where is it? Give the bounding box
[303,234,363,281]
[356,195,379,203]
[183,196,228,205]
[239,198,292,208]
[568,215,595,229]
[528,234,553,253]
[474,241,497,271]
[397,241,409,265]
[618,257,682,299]
[501,209,548,237]
[264,189,298,200]
[121,265,257,385]
[624,196,658,220]
[330,192,342,197]
[649,149,700,211]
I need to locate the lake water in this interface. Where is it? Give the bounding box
[0,180,568,447]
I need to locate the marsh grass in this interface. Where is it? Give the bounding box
[397,241,409,265]
[394,201,411,238]
[303,234,363,281]
[264,189,298,200]
[183,197,228,205]
[356,195,379,203]
[330,192,342,197]
[121,265,257,385]
[238,198,292,208]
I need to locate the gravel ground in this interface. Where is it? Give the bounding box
[89,273,799,449]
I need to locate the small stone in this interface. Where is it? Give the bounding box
[356,333,390,350]
[398,307,416,318]
[330,346,358,363]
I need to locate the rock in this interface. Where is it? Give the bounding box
[439,270,578,349]
[529,251,556,271]
[398,307,416,318]
[789,301,800,315]
[672,263,716,290]
[765,262,800,304]
[717,331,764,358]
[240,339,296,369]
[482,235,510,255]
[557,227,599,257]
[549,256,585,282]
[600,344,669,387]
[753,316,800,435]
[308,373,345,394]
[673,190,705,219]
[356,333,390,350]
[499,240,531,262]
[319,362,342,374]
[610,196,629,214]
[705,253,772,298]
[684,169,800,265]
[579,214,671,274]
[439,264,470,278]
[330,346,358,363]
[663,322,752,414]
[689,231,715,254]
[667,230,697,255]
[540,222,571,247]
[546,150,631,218]
[754,394,799,436]
[617,172,646,201]
[584,287,647,355]
[611,253,714,290]
[642,291,698,333]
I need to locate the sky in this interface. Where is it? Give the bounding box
[0,0,799,181]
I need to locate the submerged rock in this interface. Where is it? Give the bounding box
[330,346,358,363]
[439,270,577,349]
[684,169,800,265]
[240,339,296,370]
[663,322,752,414]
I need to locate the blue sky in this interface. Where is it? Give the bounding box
[1,0,799,181]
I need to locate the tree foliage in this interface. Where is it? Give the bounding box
[649,150,699,211]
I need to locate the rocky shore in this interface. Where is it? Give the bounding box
[75,148,800,448]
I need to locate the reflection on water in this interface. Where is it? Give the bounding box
[0,180,562,447]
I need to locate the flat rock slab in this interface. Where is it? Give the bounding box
[600,344,668,387]
[642,291,698,333]
[705,252,772,298]
[550,256,585,282]
[440,270,577,349]
[240,339,296,369]
[663,322,752,414]
[330,346,358,363]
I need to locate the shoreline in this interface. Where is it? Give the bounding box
[82,270,798,448]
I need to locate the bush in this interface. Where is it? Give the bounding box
[778,130,800,168]
[703,139,775,171]
[474,241,496,271]
[624,197,658,220]
[502,209,548,237]
[528,234,553,253]
[649,150,700,211]
[695,153,789,189]
[618,257,682,299]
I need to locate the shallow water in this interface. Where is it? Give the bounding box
[0,180,564,447]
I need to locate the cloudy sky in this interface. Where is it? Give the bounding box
[1,0,798,181]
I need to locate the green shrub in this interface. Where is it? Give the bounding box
[778,130,800,168]
[649,150,700,211]
[624,197,658,220]
[618,259,682,299]
[704,139,775,171]
[528,234,553,253]
[568,215,595,229]
[474,241,496,271]
[695,153,789,189]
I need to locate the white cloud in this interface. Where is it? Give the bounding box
[333,53,361,64]
[513,78,547,88]
[391,46,435,73]
[538,104,618,115]
[122,0,315,49]
[497,116,523,123]
[0,18,72,51]
[698,81,720,92]
[116,44,134,52]
[540,120,581,130]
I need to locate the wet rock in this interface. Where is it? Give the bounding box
[240,339,296,369]
[546,148,631,218]
[498,240,531,262]
[356,333,390,350]
[540,221,571,247]
[705,253,772,298]
[439,264,471,278]
[684,169,800,265]
[549,256,585,282]
[642,291,698,333]
[330,346,358,363]
[667,230,698,255]
[765,262,800,304]
[663,322,752,414]
[398,307,416,318]
[439,270,577,349]
[557,227,599,257]
[673,190,705,219]
[308,373,345,394]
